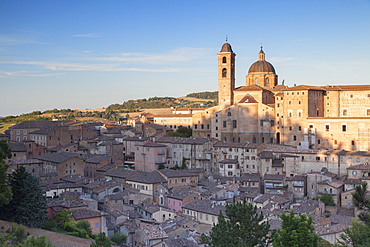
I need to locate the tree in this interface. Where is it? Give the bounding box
[0,140,12,207]
[23,235,56,247]
[272,210,319,247]
[90,232,113,247]
[210,200,270,247]
[317,194,335,206]
[110,233,127,245]
[2,167,47,228]
[168,126,192,138]
[337,182,370,246]
[338,219,370,247]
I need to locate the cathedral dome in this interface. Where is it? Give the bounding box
[220,42,233,52]
[248,60,275,73]
[248,47,275,74]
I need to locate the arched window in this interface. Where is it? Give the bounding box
[255,77,260,85]
[264,77,269,87]
[252,137,257,143]
[222,56,227,63]
[227,112,231,116]
[222,68,227,78]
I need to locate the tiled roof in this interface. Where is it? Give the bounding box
[253,193,274,203]
[96,164,116,172]
[240,172,261,182]
[324,84,370,91]
[30,126,59,135]
[264,174,285,181]
[259,151,273,159]
[141,225,168,240]
[72,208,106,220]
[164,238,198,247]
[286,175,306,181]
[213,141,248,148]
[8,141,26,152]
[293,199,322,214]
[9,120,71,130]
[136,141,167,148]
[61,174,85,183]
[315,223,346,236]
[183,199,226,216]
[234,85,266,92]
[347,163,370,171]
[168,187,198,200]
[154,114,193,118]
[122,136,150,141]
[35,152,80,163]
[105,167,138,179]
[126,171,167,184]
[344,178,361,184]
[47,200,86,209]
[47,143,78,152]
[282,85,326,91]
[159,169,197,178]
[6,159,43,165]
[85,155,111,164]
[157,136,209,145]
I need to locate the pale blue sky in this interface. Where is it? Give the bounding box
[1,0,370,116]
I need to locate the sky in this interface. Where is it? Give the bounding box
[1,0,370,117]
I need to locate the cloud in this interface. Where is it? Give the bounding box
[94,47,210,64]
[0,70,62,78]
[0,47,210,74]
[73,33,102,38]
[0,36,45,46]
[0,61,182,73]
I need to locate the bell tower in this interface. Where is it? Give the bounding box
[218,41,236,109]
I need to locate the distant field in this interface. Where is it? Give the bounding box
[79,108,106,112]
[177,96,216,102]
[0,123,13,134]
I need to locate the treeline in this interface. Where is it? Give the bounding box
[1,91,219,124]
[186,91,218,99]
[107,97,179,112]
[0,111,51,123]
[0,109,125,123]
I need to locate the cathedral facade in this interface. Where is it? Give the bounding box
[192,42,370,152]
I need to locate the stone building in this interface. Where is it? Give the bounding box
[147,41,370,152]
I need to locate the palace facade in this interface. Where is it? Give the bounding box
[153,42,370,151]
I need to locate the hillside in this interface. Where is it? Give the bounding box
[0,91,218,128]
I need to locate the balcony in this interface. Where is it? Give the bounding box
[265,183,285,189]
[293,181,305,187]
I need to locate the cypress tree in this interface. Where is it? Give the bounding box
[210,200,270,247]
[2,167,47,228]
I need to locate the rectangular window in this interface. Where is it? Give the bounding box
[343,109,347,116]
[95,222,100,229]
[223,121,227,128]
[325,124,330,131]
[233,120,237,128]
[342,124,347,132]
